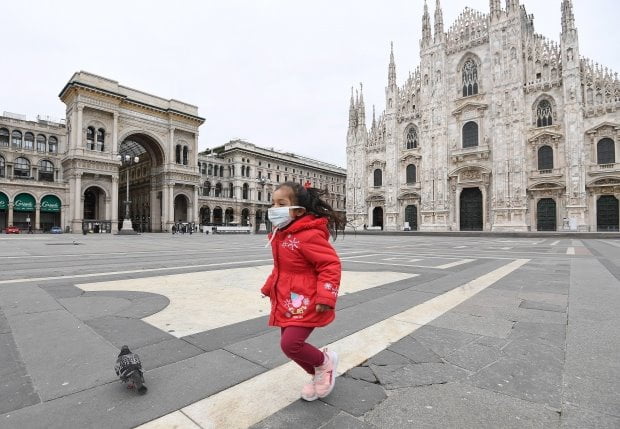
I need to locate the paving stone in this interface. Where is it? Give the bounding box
[410,325,479,358]
[114,296,170,319]
[474,335,509,349]
[560,404,620,429]
[429,311,515,338]
[444,342,505,372]
[518,292,568,307]
[366,349,411,366]
[0,284,62,316]
[133,338,204,370]
[508,321,566,348]
[183,316,270,352]
[249,399,339,429]
[85,315,173,349]
[0,372,40,415]
[364,383,560,429]
[320,377,387,417]
[58,296,133,320]
[468,356,563,409]
[39,284,84,299]
[371,362,468,390]
[0,310,10,334]
[345,367,377,384]
[511,307,567,324]
[387,336,443,363]
[501,339,564,364]
[320,412,379,429]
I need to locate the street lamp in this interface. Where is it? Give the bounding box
[117,154,140,234]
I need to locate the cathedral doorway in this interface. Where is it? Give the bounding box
[405,205,418,230]
[597,195,619,231]
[372,206,384,229]
[536,198,557,231]
[174,195,189,223]
[459,188,483,231]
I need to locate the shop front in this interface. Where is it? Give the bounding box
[40,195,62,232]
[0,192,7,230]
[13,193,35,231]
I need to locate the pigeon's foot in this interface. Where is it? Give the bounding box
[138,386,148,395]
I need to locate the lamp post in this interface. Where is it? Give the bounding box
[116,154,140,234]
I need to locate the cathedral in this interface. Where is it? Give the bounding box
[346,0,620,232]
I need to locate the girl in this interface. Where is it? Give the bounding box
[261,181,345,401]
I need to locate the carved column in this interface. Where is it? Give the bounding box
[162,183,169,231]
[111,176,119,232]
[8,202,13,226]
[76,105,83,151]
[35,204,40,231]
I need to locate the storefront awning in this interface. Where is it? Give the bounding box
[13,193,35,212]
[41,195,61,213]
[0,193,7,210]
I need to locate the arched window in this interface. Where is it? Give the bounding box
[242,183,249,199]
[406,164,417,184]
[536,100,553,127]
[175,145,181,164]
[96,128,105,151]
[86,126,95,150]
[597,138,616,164]
[12,130,22,148]
[0,128,9,147]
[462,121,479,148]
[24,132,34,150]
[228,183,233,198]
[537,145,554,170]
[207,164,213,175]
[406,127,418,149]
[215,183,222,197]
[48,136,58,153]
[0,156,5,177]
[219,166,224,177]
[241,166,245,177]
[36,134,46,152]
[462,59,479,97]
[373,169,382,187]
[38,160,54,182]
[204,181,211,196]
[14,157,30,178]
[246,166,251,177]
[182,146,188,165]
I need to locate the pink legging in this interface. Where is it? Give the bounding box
[280,326,325,374]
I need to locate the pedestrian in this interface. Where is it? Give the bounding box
[171,225,176,235]
[261,181,346,402]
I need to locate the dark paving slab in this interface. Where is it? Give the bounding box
[38,283,84,299]
[371,362,468,390]
[58,296,132,320]
[250,399,339,429]
[0,284,62,316]
[508,321,566,349]
[386,336,443,363]
[560,405,620,429]
[85,316,173,349]
[444,341,505,372]
[183,316,270,352]
[364,383,560,429]
[319,377,387,417]
[133,338,204,371]
[409,325,479,358]
[345,367,377,383]
[114,296,170,319]
[365,349,411,366]
[520,300,565,312]
[320,412,379,429]
[1,349,264,429]
[0,333,40,414]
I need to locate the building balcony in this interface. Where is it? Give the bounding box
[450,145,490,163]
[588,163,620,176]
[530,168,564,180]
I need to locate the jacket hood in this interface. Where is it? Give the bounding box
[279,214,330,239]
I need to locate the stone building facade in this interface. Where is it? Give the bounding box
[197,140,346,231]
[346,0,620,232]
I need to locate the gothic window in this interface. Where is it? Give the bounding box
[462,59,479,97]
[0,155,4,177]
[175,145,181,164]
[228,183,233,197]
[14,157,30,178]
[405,127,418,149]
[96,128,105,151]
[86,127,95,150]
[36,134,46,152]
[38,160,54,182]
[241,166,245,177]
[0,128,8,147]
[242,183,249,199]
[12,130,22,149]
[537,145,553,170]
[48,136,58,153]
[597,138,616,164]
[215,182,222,197]
[219,166,224,177]
[182,146,188,165]
[373,169,382,187]
[204,181,211,196]
[406,164,417,184]
[462,121,479,148]
[24,132,34,150]
[207,164,213,175]
[536,100,553,127]
[246,166,250,177]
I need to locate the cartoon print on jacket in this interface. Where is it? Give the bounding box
[261,214,341,328]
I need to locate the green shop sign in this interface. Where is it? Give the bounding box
[41,195,61,213]
[13,193,35,212]
[0,193,8,210]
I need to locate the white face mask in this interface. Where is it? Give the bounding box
[267,206,302,229]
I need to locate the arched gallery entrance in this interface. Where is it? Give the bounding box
[372,206,384,229]
[597,195,619,231]
[213,207,223,225]
[200,206,211,224]
[536,198,557,231]
[460,187,483,231]
[174,195,189,223]
[117,134,165,232]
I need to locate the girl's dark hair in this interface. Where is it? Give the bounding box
[276,181,346,239]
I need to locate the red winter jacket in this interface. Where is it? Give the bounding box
[261,214,341,328]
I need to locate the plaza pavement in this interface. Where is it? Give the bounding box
[0,232,619,428]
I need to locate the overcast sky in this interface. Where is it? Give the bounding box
[1,1,618,168]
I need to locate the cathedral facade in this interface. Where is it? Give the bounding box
[346,0,620,232]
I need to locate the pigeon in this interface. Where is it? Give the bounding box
[114,345,147,394]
